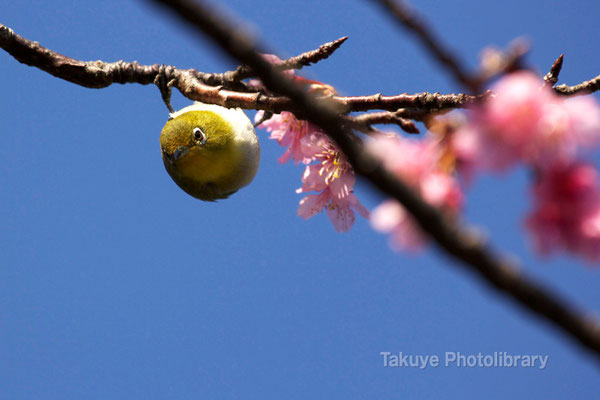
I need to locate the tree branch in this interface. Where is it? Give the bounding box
[222,36,349,83]
[0,22,486,116]
[0,23,160,88]
[542,54,600,96]
[344,110,421,134]
[554,74,600,96]
[147,0,600,361]
[369,0,479,92]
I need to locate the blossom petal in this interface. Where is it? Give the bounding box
[297,192,329,219]
[349,194,370,220]
[370,200,404,232]
[326,201,355,232]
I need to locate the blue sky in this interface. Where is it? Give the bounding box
[1,1,599,398]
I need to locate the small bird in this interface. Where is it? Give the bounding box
[159,102,260,201]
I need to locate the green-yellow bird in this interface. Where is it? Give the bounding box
[159,102,260,201]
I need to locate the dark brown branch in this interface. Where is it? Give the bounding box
[544,54,564,88]
[176,78,487,115]
[0,23,484,115]
[0,24,160,88]
[148,0,600,361]
[370,0,479,92]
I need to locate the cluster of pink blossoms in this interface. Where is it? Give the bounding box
[525,163,600,260]
[254,53,600,262]
[452,71,600,175]
[253,54,368,232]
[368,134,463,251]
[451,71,600,262]
[256,111,369,232]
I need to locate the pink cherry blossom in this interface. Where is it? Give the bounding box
[297,132,352,190]
[255,111,323,164]
[367,134,463,251]
[253,74,368,232]
[452,118,523,176]
[296,133,369,232]
[253,54,346,166]
[367,134,437,185]
[421,172,463,210]
[531,96,600,165]
[297,156,355,202]
[452,71,600,175]
[253,54,324,164]
[370,200,427,251]
[298,187,369,233]
[525,162,600,262]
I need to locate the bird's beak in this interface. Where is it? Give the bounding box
[173,146,190,160]
[163,146,190,164]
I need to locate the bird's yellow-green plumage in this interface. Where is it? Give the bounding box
[159,102,260,201]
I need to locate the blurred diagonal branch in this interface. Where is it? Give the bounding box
[371,0,600,97]
[147,0,600,361]
[370,0,479,92]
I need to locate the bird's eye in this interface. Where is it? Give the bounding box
[193,127,207,145]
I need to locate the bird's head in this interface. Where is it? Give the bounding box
[159,103,260,201]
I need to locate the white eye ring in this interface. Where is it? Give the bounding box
[193,127,207,145]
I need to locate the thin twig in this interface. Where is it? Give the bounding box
[543,52,600,96]
[223,36,349,83]
[345,111,420,134]
[554,74,600,96]
[370,0,479,92]
[148,0,600,361]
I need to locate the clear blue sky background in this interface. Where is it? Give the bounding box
[2,1,599,398]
